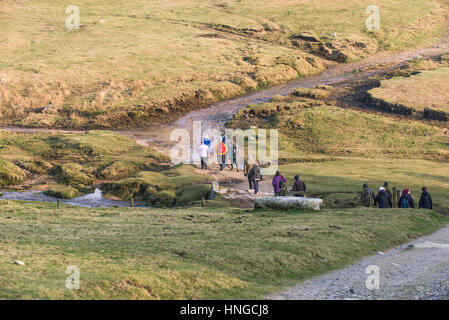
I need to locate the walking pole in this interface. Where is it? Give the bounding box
[392,187,397,206]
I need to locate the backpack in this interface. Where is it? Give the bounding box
[400,196,409,208]
[279,176,286,189]
[362,188,370,200]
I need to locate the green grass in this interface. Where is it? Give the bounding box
[0,200,447,299]
[0,130,167,197]
[103,164,213,203]
[228,79,449,213]
[228,90,449,161]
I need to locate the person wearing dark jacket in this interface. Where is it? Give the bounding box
[398,189,415,208]
[292,175,306,197]
[375,187,392,208]
[272,171,287,196]
[361,184,376,207]
[248,162,261,194]
[419,187,433,210]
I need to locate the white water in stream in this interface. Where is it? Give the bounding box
[0,188,144,208]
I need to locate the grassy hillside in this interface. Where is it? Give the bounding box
[369,68,449,120]
[0,0,447,129]
[0,201,447,299]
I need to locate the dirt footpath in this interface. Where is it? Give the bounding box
[270,222,449,300]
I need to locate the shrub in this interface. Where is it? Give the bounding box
[44,184,80,199]
[0,160,27,186]
[175,184,211,205]
[148,190,176,206]
[58,163,94,186]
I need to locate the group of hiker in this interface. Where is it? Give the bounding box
[361,182,433,209]
[245,165,307,197]
[198,138,309,196]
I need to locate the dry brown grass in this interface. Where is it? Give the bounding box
[369,67,449,113]
[0,0,447,128]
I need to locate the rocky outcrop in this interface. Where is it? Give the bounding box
[255,196,324,211]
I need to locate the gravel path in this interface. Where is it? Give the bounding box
[271,224,449,300]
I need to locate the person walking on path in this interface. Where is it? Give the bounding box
[375,187,392,208]
[272,171,287,196]
[245,156,254,189]
[215,139,228,171]
[198,140,209,170]
[292,175,306,197]
[248,161,261,194]
[419,187,433,210]
[361,184,376,207]
[244,155,253,177]
[398,189,416,208]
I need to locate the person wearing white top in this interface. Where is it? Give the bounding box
[198,140,209,170]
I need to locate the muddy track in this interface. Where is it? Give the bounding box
[3,28,449,152]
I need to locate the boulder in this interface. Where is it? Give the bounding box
[255,196,323,211]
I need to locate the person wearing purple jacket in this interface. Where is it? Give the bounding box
[272,171,287,196]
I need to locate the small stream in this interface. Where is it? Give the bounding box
[0,188,145,208]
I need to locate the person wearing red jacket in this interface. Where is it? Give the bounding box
[215,141,228,171]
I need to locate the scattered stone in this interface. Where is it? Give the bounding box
[209,181,219,200]
[262,21,280,32]
[354,42,367,48]
[349,288,355,294]
[14,260,25,266]
[292,32,320,42]
[41,104,53,112]
[406,244,415,250]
